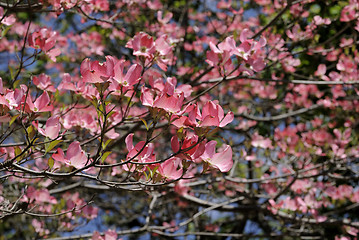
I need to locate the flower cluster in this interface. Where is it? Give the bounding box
[28,28,62,62]
[206,29,266,74]
[126,32,174,70]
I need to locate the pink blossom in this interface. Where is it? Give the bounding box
[154,93,184,113]
[206,33,266,73]
[200,141,233,172]
[313,16,331,25]
[251,132,273,149]
[91,229,118,240]
[340,0,359,22]
[158,157,183,180]
[28,91,54,112]
[81,58,110,83]
[147,0,162,9]
[58,73,77,92]
[28,28,61,62]
[154,35,173,71]
[171,101,233,128]
[112,60,142,86]
[70,32,104,56]
[32,74,56,92]
[126,32,156,58]
[124,134,156,170]
[1,85,26,110]
[34,116,61,139]
[217,0,232,9]
[0,7,16,26]
[157,11,173,25]
[171,135,205,161]
[206,40,232,67]
[61,108,98,134]
[199,101,234,127]
[52,141,88,169]
[32,219,50,235]
[140,77,191,114]
[314,64,330,81]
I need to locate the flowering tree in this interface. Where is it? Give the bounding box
[1,0,359,239]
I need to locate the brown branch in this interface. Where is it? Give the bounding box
[197,75,359,86]
[151,230,322,239]
[252,0,294,39]
[237,104,321,122]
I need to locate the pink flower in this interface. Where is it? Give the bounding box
[28,91,54,112]
[171,101,233,129]
[147,0,162,10]
[154,35,173,71]
[340,0,359,22]
[200,141,233,172]
[92,229,119,240]
[171,135,205,161]
[251,132,273,149]
[34,116,61,139]
[112,60,142,86]
[58,73,77,92]
[32,74,56,92]
[28,28,61,62]
[153,92,184,113]
[313,16,331,25]
[124,134,156,170]
[1,85,26,110]
[217,0,232,9]
[206,32,266,73]
[157,11,173,24]
[0,7,16,26]
[81,58,110,83]
[126,32,173,70]
[140,77,189,114]
[200,101,234,127]
[206,40,232,67]
[314,64,330,81]
[158,157,183,180]
[52,141,88,169]
[126,32,156,58]
[178,101,233,128]
[25,186,57,204]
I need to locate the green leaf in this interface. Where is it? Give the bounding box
[0,25,11,39]
[329,5,341,16]
[98,103,105,114]
[13,79,20,88]
[14,146,22,162]
[94,82,109,93]
[48,157,54,169]
[148,166,159,179]
[9,114,19,126]
[9,65,14,80]
[143,170,149,181]
[90,97,98,108]
[177,127,184,140]
[140,118,149,130]
[27,125,35,140]
[102,139,112,150]
[107,111,115,118]
[309,4,321,14]
[101,151,112,163]
[45,140,63,154]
